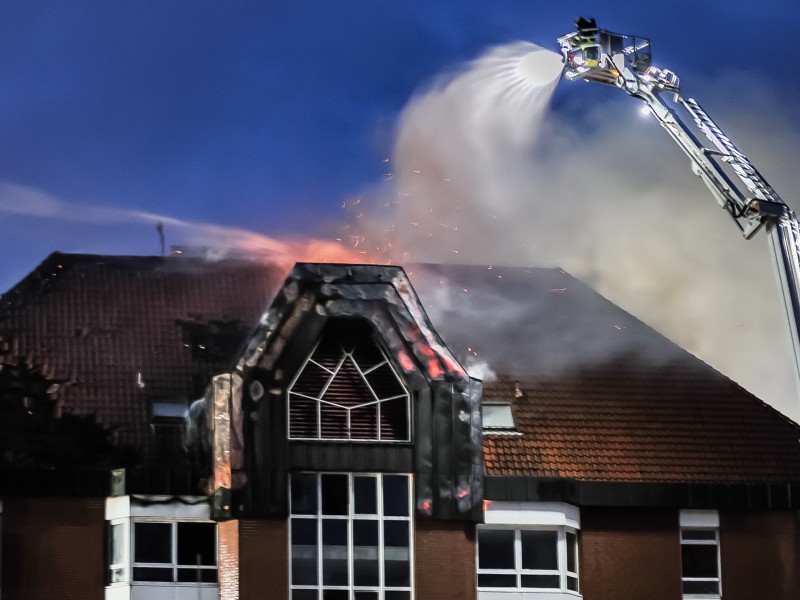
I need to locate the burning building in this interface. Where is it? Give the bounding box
[2,252,800,600]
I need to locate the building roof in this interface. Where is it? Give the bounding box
[410,264,800,485]
[0,252,287,449]
[2,253,799,485]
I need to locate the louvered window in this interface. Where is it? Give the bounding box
[288,320,410,441]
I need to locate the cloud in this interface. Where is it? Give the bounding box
[0,181,365,269]
[0,183,69,218]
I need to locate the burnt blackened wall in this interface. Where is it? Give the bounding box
[580,507,682,600]
[3,497,105,600]
[720,510,800,600]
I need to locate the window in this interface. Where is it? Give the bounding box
[290,472,413,600]
[482,403,515,431]
[131,520,217,583]
[109,520,128,583]
[477,527,579,593]
[680,511,720,598]
[288,320,410,442]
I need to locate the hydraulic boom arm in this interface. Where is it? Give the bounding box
[557,18,800,392]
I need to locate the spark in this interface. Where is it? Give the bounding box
[550,288,567,294]
[442,177,451,182]
[382,157,389,163]
[452,249,459,254]
[383,173,393,181]
[463,288,469,293]
[413,170,421,174]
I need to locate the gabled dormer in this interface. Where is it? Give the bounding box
[205,263,484,521]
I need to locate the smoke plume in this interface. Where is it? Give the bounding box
[345,44,800,419]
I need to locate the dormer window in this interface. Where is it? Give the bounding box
[482,403,516,432]
[288,320,410,442]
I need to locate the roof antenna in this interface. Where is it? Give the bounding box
[156,222,165,257]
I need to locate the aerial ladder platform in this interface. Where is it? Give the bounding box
[557,18,800,396]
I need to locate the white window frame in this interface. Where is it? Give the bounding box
[130,518,218,584]
[680,510,721,600]
[476,526,579,594]
[482,403,517,432]
[289,472,414,600]
[104,495,219,594]
[287,333,411,443]
[477,502,581,598]
[108,518,130,584]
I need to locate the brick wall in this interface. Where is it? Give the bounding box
[720,510,800,600]
[218,519,240,600]
[414,520,475,600]
[580,507,681,600]
[239,518,288,600]
[3,496,105,600]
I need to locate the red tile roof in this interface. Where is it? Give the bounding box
[2,256,799,485]
[482,361,800,484]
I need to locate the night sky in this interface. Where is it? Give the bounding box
[2,2,800,414]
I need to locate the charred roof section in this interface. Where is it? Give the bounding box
[0,252,286,494]
[212,263,483,521]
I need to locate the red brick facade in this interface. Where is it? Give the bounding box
[579,507,682,600]
[2,497,105,600]
[414,520,476,600]
[219,519,241,600]
[720,510,800,600]
[239,518,288,600]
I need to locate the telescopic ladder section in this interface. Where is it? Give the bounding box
[558,19,800,396]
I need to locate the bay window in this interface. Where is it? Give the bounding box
[477,527,578,593]
[478,501,580,597]
[105,495,218,600]
[132,520,217,583]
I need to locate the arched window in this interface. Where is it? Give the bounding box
[288,320,410,442]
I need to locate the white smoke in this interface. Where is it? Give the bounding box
[347,44,800,419]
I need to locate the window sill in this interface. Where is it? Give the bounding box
[105,583,220,600]
[478,591,582,600]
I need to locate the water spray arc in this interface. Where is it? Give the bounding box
[557,17,800,403]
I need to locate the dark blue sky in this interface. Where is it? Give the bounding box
[0,1,798,291]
